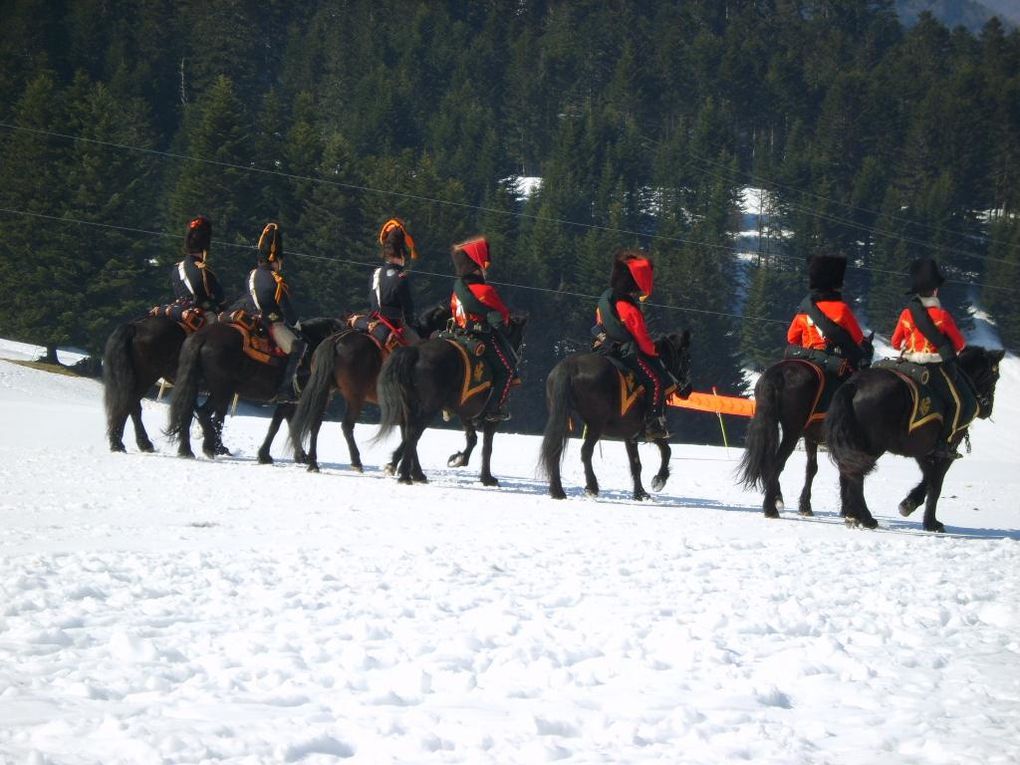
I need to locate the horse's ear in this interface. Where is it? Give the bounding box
[992,348,1006,362]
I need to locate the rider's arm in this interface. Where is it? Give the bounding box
[617,301,657,356]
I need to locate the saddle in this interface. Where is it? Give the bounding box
[347,312,405,356]
[873,359,979,437]
[149,301,208,333]
[599,350,676,417]
[782,348,856,426]
[438,330,494,406]
[217,309,286,366]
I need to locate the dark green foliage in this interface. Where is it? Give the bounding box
[0,0,1018,439]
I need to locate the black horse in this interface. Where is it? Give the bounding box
[165,317,346,461]
[539,331,693,501]
[737,358,840,518]
[825,346,1004,532]
[375,316,528,485]
[289,304,451,473]
[103,315,187,453]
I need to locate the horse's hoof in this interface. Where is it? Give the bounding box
[798,507,814,517]
[898,499,918,517]
[383,464,396,477]
[257,453,273,465]
[178,450,195,460]
[481,477,499,487]
[584,488,599,498]
[294,452,308,465]
[651,476,666,492]
[110,442,126,453]
[633,491,650,502]
[447,453,467,468]
[307,463,320,473]
[397,476,414,485]
[550,489,567,500]
[351,464,364,474]
[138,442,155,454]
[923,522,945,533]
[215,445,231,457]
[412,475,429,484]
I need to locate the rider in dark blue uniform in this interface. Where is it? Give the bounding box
[165,215,225,325]
[370,218,420,343]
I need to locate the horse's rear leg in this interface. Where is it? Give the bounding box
[398,421,426,485]
[479,422,498,487]
[797,440,818,516]
[341,399,364,472]
[919,457,951,533]
[651,438,671,492]
[385,436,404,476]
[765,430,800,518]
[257,405,290,465]
[130,402,155,453]
[448,424,477,468]
[625,439,649,501]
[580,428,601,497]
[899,466,928,517]
[842,472,878,530]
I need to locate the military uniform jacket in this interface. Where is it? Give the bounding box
[595,291,657,357]
[370,263,414,324]
[172,255,225,311]
[787,299,864,350]
[245,264,297,325]
[891,297,965,362]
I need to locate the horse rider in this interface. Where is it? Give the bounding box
[593,249,673,440]
[450,236,518,422]
[243,222,307,403]
[370,218,420,344]
[166,215,225,325]
[785,253,872,375]
[891,256,974,460]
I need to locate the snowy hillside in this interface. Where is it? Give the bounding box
[1,339,1019,764]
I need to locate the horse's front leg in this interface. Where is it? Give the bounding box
[899,465,928,517]
[257,404,290,465]
[798,440,818,516]
[919,456,951,533]
[479,422,498,486]
[625,439,649,501]
[650,438,671,492]
[448,423,478,468]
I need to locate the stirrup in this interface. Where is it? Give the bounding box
[484,408,511,423]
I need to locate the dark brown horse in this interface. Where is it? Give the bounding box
[375,316,528,485]
[539,331,692,501]
[825,346,1004,532]
[737,358,840,518]
[288,304,451,473]
[165,317,346,461]
[103,315,187,453]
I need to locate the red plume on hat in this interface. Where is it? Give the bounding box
[452,237,490,276]
[378,217,419,260]
[611,249,654,301]
[185,215,212,260]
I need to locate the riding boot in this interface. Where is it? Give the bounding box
[274,339,307,403]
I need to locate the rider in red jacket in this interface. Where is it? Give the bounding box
[450,237,517,422]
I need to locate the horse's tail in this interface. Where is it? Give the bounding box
[825,380,877,475]
[289,335,339,452]
[538,364,573,479]
[165,333,205,443]
[375,345,419,442]
[737,371,781,491]
[102,322,137,441]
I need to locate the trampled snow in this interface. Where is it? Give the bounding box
[1,339,1019,764]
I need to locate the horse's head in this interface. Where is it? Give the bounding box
[657,329,693,398]
[417,302,452,338]
[301,316,348,342]
[958,346,1005,419]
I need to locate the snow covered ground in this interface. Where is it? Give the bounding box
[1,338,1019,764]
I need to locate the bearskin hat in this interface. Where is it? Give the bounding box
[257,222,283,263]
[907,257,945,295]
[185,215,212,258]
[451,237,490,276]
[610,249,654,300]
[807,255,847,292]
[378,218,418,261]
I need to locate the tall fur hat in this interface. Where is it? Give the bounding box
[185,215,212,259]
[451,237,490,276]
[257,222,283,263]
[907,257,945,295]
[610,249,654,300]
[378,218,418,261]
[807,255,847,291]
